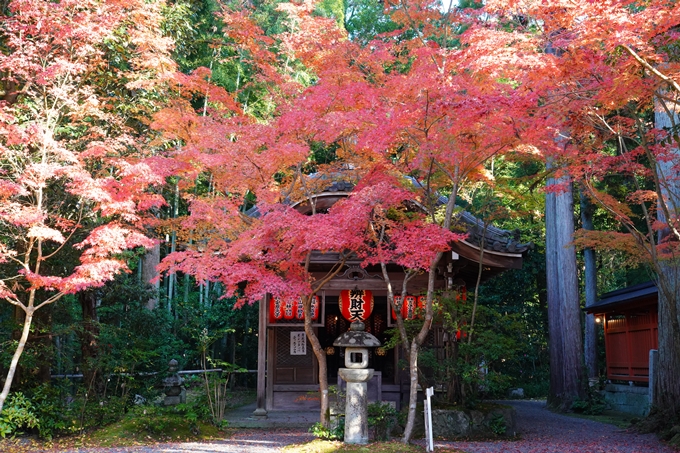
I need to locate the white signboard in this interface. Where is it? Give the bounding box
[290,331,307,355]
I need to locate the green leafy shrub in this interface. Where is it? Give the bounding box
[368,401,398,441]
[0,393,39,438]
[310,420,344,440]
[522,379,550,399]
[571,386,606,415]
[489,413,507,435]
[29,384,78,440]
[174,402,206,434]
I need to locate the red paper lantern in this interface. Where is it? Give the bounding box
[270,296,283,322]
[403,295,419,319]
[339,289,373,322]
[391,296,400,320]
[391,295,423,320]
[270,296,320,322]
[282,298,295,319]
[294,295,320,320]
[310,296,320,320]
[295,297,305,320]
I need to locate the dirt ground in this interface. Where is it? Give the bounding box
[2,400,676,452]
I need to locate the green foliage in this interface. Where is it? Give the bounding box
[174,402,203,434]
[489,413,507,436]
[431,291,529,404]
[571,386,606,415]
[195,327,248,426]
[367,401,398,441]
[522,380,550,399]
[0,382,134,440]
[0,393,38,438]
[27,383,78,440]
[344,0,399,44]
[315,0,345,26]
[94,278,184,400]
[310,420,344,440]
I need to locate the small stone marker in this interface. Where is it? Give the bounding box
[424,386,434,452]
[508,388,524,398]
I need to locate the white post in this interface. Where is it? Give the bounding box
[424,386,434,452]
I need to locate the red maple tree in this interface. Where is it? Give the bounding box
[0,0,176,412]
[152,0,536,439]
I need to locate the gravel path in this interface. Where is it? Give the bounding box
[427,400,677,453]
[35,400,677,452]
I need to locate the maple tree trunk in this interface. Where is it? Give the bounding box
[378,260,419,441]
[545,174,584,410]
[402,256,440,443]
[403,340,420,440]
[0,307,33,414]
[303,300,330,427]
[580,190,598,379]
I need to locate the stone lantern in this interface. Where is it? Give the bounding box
[163,359,185,406]
[333,321,381,444]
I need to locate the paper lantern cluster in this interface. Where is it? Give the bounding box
[270,295,320,322]
[391,295,425,320]
[339,289,374,322]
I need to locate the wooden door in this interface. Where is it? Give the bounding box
[273,327,317,384]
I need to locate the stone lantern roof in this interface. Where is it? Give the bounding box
[333,321,381,348]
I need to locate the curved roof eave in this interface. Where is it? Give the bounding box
[249,182,531,259]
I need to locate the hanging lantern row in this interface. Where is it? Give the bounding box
[339,289,374,322]
[390,284,467,320]
[391,295,426,320]
[269,295,320,322]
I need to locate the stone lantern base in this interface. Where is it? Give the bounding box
[338,368,374,444]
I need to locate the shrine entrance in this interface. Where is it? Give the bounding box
[252,185,530,414]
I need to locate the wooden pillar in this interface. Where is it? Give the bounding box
[253,295,268,418]
[266,325,274,410]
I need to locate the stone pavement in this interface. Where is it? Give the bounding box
[222,403,319,429]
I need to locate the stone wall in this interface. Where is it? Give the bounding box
[603,383,650,417]
[413,404,517,439]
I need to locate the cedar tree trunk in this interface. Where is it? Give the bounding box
[652,96,680,415]
[545,173,584,410]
